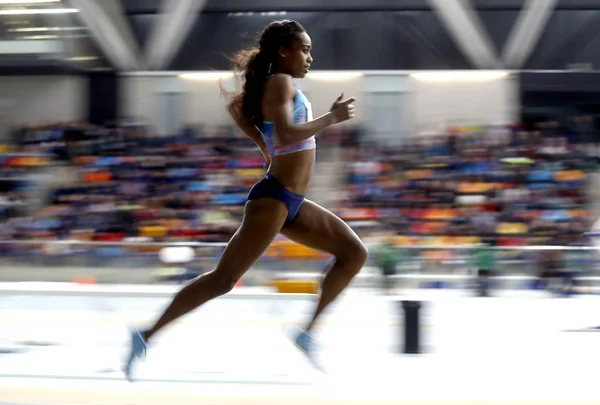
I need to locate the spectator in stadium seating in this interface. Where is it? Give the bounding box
[373,234,398,293]
[472,241,496,297]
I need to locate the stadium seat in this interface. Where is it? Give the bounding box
[405,169,434,180]
[555,170,584,182]
[496,223,528,235]
[426,208,457,220]
[139,225,168,238]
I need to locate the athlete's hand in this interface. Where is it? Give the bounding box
[329,93,356,124]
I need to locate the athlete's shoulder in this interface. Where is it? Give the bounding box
[265,73,294,90]
[266,73,293,83]
[265,73,296,102]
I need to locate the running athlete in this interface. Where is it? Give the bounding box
[124,19,368,378]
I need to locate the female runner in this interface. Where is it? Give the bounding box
[124,19,368,378]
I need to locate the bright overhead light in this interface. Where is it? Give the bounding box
[66,56,99,61]
[228,12,254,17]
[0,0,59,3]
[18,34,58,39]
[306,71,364,80]
[9,26,86,32]
[179,72,234,80]
[0,8,79,15]
[259,11,287,16]
[409,70,509,82]
[60,34,89,39]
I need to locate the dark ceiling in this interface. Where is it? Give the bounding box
[120,0,600,14]
[5,0,600,74]
[120,0,600,71]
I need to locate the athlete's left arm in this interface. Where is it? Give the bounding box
[228,104,271,166]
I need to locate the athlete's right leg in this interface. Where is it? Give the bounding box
[124,198,288,379]
[142,198,289,342]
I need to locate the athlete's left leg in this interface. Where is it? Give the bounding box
[280,199,369,333]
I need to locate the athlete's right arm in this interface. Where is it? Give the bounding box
[263,74,334,147]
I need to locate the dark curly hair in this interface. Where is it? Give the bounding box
[225,20,306,128]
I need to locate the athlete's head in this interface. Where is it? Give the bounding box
[259,19,312,78]
[226,20,312,126]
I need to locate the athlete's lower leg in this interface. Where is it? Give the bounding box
[305,244,369,332]
[142,270,236,341]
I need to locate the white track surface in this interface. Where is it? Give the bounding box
[0,284,600,404]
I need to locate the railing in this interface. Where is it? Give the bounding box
[0,239,597,288]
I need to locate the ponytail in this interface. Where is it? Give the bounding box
[224,47,271,128]
[221,20,306,159]
[221,48,271,163]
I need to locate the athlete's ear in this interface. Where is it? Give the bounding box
[278,46,288,59]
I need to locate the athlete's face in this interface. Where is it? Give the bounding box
[279,32,312,78]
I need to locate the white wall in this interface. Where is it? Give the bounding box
[0,76,87,126]
[119,74,366,135]
[119,71,519,138]
[411,73,519,133]
[294,76,365,123]
[362,75,412,144]
[120,75,234,134]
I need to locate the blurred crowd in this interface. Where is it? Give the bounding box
[341,122,597,251]
[0,121,266,245]
[0,119,598,274]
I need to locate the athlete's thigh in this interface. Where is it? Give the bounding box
[214,198,288,278]
[280,199,363,257]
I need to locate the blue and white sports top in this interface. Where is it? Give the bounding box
[262,77,316,156]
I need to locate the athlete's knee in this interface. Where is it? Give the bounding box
[337,240,369,268]
[209,271,240,295]
[353,241,369,266]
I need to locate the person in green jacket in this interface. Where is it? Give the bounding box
[472,241,496,297]
[374,236,398,293]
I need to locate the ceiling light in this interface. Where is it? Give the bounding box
[0,0,59,3]
[9,26,86,32]
[60,34,90,39]
[228,12,254,17]
[306,71,364,80]
[179,72,234,80]
[66,56,98,61]
[259,11,287,16]
[18,34,58,39]
[409,71,510,82]
[0,8,79,15]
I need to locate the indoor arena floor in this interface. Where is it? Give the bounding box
[1,285,600,404]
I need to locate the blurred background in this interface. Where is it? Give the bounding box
[2,0,600,403]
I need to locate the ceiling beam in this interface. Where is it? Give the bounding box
[103,0,142,63]
[501,0,558,68]
[144,0,207,70]
[67,0,140,71]
[427,0,500,69]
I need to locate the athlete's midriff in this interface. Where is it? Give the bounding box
[261,86,316,195]
[267,149,315,195]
